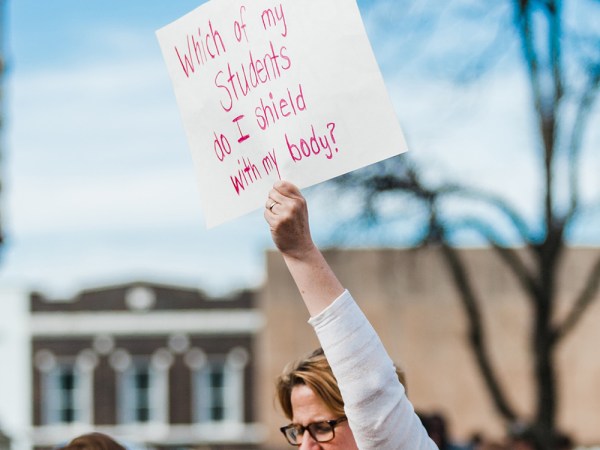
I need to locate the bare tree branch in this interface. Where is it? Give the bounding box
[555,253,600,340]
[567,64,600,218]
[353,167,535,245]
[451,217,541,301]
[515,0,557,234]
[549,0,564,102]
[448,187,533,244]
[329,1,600,443]
[438,236,518,422]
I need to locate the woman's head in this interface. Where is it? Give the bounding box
[277,348,344,420]
[276,348,406,448]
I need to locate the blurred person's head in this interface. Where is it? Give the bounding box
[63,432,125,450]
[418,412,449,449]
[478,443,509,450]
[507,423,538,450]
[554,432,573,450]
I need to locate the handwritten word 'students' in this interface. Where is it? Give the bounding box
[175,21,227,78]
[215,41,291,112]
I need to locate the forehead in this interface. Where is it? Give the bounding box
[290,384,335,424]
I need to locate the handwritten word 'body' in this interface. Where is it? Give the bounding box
[287,122,339,161]
[255,83,307,131]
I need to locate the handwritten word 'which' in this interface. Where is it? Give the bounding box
[175,21,227,78]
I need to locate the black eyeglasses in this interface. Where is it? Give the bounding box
[280,416,348,446]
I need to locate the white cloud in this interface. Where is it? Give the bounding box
[386,69,542,213]
[5,49,199,234]
[7,167,200,234]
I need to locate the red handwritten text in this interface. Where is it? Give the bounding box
[213,131,232,162]
[261,4,288,37]
[286,122,339,161]
[215,41,291,112]
[233,114,250,143]
[255,83,307,131]
[229,148,281,195]
[234,6,249,43]
[262,148,281,179]
[174,21,226,78]
[230,156,262,194]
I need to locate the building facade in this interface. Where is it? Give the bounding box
[29,247,600,449]
[30,282,264,450]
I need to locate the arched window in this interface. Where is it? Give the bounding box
[189,347,249,424]
[114,348,171,425]
[36,350,96,425]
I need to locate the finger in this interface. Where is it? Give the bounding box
[264,207,276,225]
[268,201,279,215]
[268,188,290,207]
[273,180,301,198]
[265,199,278,210]
[271,181,303,204]
[265,191,283,215]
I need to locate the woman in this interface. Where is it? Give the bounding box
[265,180,437,450]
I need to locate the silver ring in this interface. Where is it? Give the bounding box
[268,201,277,211]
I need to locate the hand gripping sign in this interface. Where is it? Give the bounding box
[156,0,407,228]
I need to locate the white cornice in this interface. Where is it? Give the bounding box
[31,423,267,446]
[30,310,265,336]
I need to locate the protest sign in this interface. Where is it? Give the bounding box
[157,0,407,228]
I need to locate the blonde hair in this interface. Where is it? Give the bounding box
[276,348,407,420]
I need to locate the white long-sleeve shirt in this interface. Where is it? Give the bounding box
[309,290,438,450]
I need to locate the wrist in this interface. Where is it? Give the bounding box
[280,241,318,262]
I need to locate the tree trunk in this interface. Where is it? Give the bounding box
[532,300,557,448]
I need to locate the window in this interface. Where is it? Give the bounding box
[206,363,227,421]
[132,365,151,422]
[193,349,248,424]
[43,363,86,424]
[118,359,167,424]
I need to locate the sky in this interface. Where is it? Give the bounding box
[0,0,600,297]
[0,0,548,297]
[0,0,598,447]
[0,0,598,297]
[0,0,598,299]
[2,0,271,298]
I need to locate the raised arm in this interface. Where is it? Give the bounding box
[265,181,437,450]
[264,180,344,316]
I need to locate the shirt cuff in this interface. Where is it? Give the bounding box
[308,289,353,328]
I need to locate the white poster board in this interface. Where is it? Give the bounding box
[157,0,407,228]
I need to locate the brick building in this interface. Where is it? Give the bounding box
[30,282,264,450]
